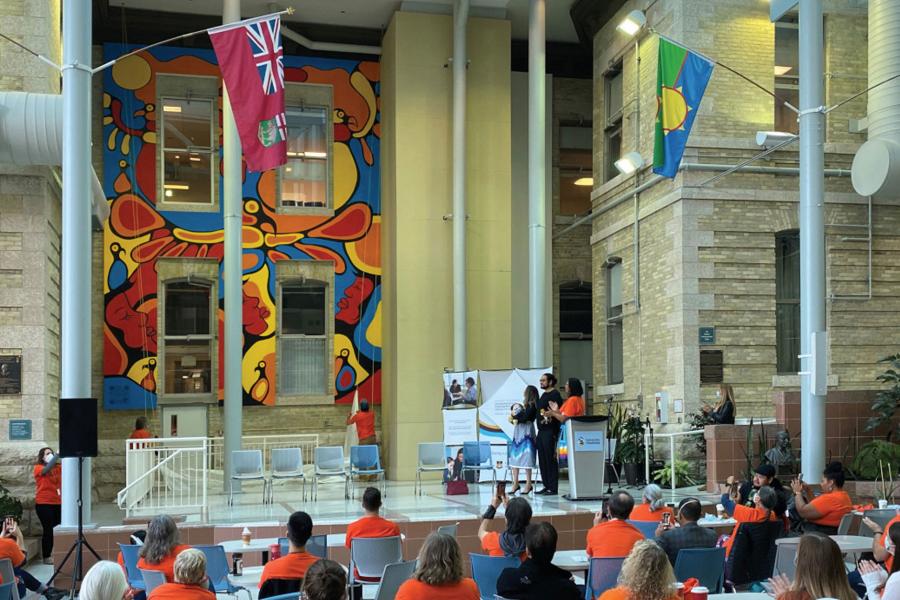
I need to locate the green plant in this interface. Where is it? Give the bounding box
[605,404,626,460]
[618,416,646,464]
[0,480,22,522]
[851,440,900,480]
[867,353,900,441]
[652,459,697,488]
[688,411,715,454]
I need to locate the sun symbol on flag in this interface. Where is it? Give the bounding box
[659,85,692,133]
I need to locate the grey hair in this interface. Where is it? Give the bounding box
[140,514,180,564]
[80,561,128,600]
[173,548,207,585]
[643,484,665,511]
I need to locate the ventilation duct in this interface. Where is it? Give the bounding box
[0,91,109,222]
[851,0,900,200]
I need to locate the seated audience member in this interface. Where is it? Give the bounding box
[630,484,668,522]
[790,461,852,534]
[301,559,347,600]
[851,513,900,595]
[598,539,677,600]
[259,511,319,589]
[79,560,129,600]
[655,497,718,566]
[860,522,900,600]
[768,533,858,600]
[147,548,214,600]
[344,487,400,549]
[496,522,580,600]
[137,514,191,582]
[720,484,779,556]
[116,529,147,572]
[738,464,788,517]
[0,516,65,599]
[478,490,532,559]
[395,532,479,600]
[586,490,643,558]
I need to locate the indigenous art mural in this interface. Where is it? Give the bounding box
[101,44,381,409]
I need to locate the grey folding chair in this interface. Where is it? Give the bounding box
[861,509,898,534]
[139,569,167,596]
[837,512,855,535]
[773,542,797,580]
[373,559,416,600]
[229,449,270,505]
[349,536,403,586]
[270,447,306,502]
[416,442,446,495]
[0,559,19,600]
[437,522,459,537]
[314,446,348,500]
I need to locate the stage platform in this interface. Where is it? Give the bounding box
[49,479,726,591]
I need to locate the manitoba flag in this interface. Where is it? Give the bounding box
[209,15,287,172]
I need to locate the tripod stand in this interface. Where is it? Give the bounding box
[48,456,101,599]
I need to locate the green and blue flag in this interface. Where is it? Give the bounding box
[652,37,714,178]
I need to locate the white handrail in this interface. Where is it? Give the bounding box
[117,448,187,504]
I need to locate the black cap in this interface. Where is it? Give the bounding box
[755,464,776,478]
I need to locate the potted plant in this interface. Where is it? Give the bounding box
[618,415,646,486]
[652,459,697,488]
[604,404,626,484]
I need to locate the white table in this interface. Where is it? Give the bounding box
[552,549,589,573]
[220,537,280,570]
[775,534,873,553]
[709,594,771,599]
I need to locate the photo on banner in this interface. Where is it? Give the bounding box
[442,370,479,408]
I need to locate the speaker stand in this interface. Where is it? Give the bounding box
[48,456,101,599]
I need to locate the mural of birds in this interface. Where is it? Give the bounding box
[108,242,128,291]
[141,358,157,393]
[250,360,270,403]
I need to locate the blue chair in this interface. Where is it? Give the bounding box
[139,569,166,596]
[626,520,660,538]
[349,445,386,499]
[118,543,146,591]
[584,557,626,600]
[469,553,519,600]
[259,594,300,600]
[0,582,13,600]
[463,441,496,486]
[194,544,252,599]
[278,534,327,559]
[674,547,726,594]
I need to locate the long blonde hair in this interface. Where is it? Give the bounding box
[618,540,674,600]
[414,532,463,586]
[792,533,857,600]
[716,384,735,411]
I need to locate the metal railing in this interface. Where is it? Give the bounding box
[643,429,705,493]
[118,433,319,518]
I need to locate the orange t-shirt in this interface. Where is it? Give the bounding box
[345,515,401,549]
[349,411,376,440]
[808,490,852,527]
[0,537,25,568]
[34,464,61,505]
[148,583,215,600]
[725,504,779,556]
[629,503,667,522]
[480,531,526,561]
[586,519,644,558]
[138,544,192,582]
[561,395,585,418]
[258,551,319,588]
[881,515,900,571]
[395,578,480,600]
[599,587,677,600]
[130,429,152,440]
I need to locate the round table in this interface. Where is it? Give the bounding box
[775,534,873,553]
[551,549,589,573]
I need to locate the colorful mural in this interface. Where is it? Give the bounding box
[101,44,381,409]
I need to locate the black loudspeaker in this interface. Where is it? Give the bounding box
[59,397,98,458]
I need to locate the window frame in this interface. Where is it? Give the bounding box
[278,279,328,396]
[603,63,625,183]
[605,258,624,385]
[775,230,801,374]
[774,17,800,134]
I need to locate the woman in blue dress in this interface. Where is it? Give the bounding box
[508,385,538,495]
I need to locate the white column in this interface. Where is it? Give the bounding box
[528,0,547,368]
[452,0,469,372]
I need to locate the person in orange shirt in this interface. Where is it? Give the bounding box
[720,483,779,556]
[346,400,376,445]
[791,461,852,534]
[598,539,677,600]
[478,488,531,560]
[345,487,400,549]
[138,514,191,582]
[395,532,479,600]
[0,516,65,599]
[586,491,644,558]
[545,378,586,424]
[259,511,320,589]
[81,560,129,600]
[301,559,347,600]
[148,548,215,600]
[33,446,61,564]
[130,416,153,440]
[630,484,668,522]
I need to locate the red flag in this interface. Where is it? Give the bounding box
[209,15,287,172]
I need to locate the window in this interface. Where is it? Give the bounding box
[280,83,333,213]
[606,259,624,384]
[774,17,799,134]
[163,281,213,395]
[279,280,327,395]
[776,230,800,373]
[560,281,592,337]
[159,96,216,204]
[604,64,624,183]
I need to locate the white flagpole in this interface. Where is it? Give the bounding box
[344,389,360,457]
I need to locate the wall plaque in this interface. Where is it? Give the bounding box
[0,356,21,395]
[9,419,31,441]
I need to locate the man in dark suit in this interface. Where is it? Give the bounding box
[535,373,562,495]
[655,497,719,566]
[496,522,580,600]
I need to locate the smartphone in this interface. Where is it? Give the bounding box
[662,512,672,526]
[496,481,506,497]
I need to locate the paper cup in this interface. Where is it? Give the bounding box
[879,499,889,509]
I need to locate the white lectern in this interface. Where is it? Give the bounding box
[564,415,608,500]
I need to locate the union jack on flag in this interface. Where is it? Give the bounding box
[246,18,284,95]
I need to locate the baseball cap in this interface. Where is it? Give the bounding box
[755,464,776,478]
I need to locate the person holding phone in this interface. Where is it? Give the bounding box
[654,497,718,566]
[0,516,66,599]
[790,461,852,534]
[33,446,61,564]
[479,485,532,560]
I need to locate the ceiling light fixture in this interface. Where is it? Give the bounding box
[614,151,645,175]
[617,10,647,37]
[163,105,182,113]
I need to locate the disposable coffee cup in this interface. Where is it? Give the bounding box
[716,503,725,518]
[241,526,252,545]
[879,499,889,509]
[686,586,708,600]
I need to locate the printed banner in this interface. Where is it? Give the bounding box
[442,405,478,446]
[478,368,550,441]
[442,370,479,408]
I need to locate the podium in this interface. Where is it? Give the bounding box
[563,415,608,501]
